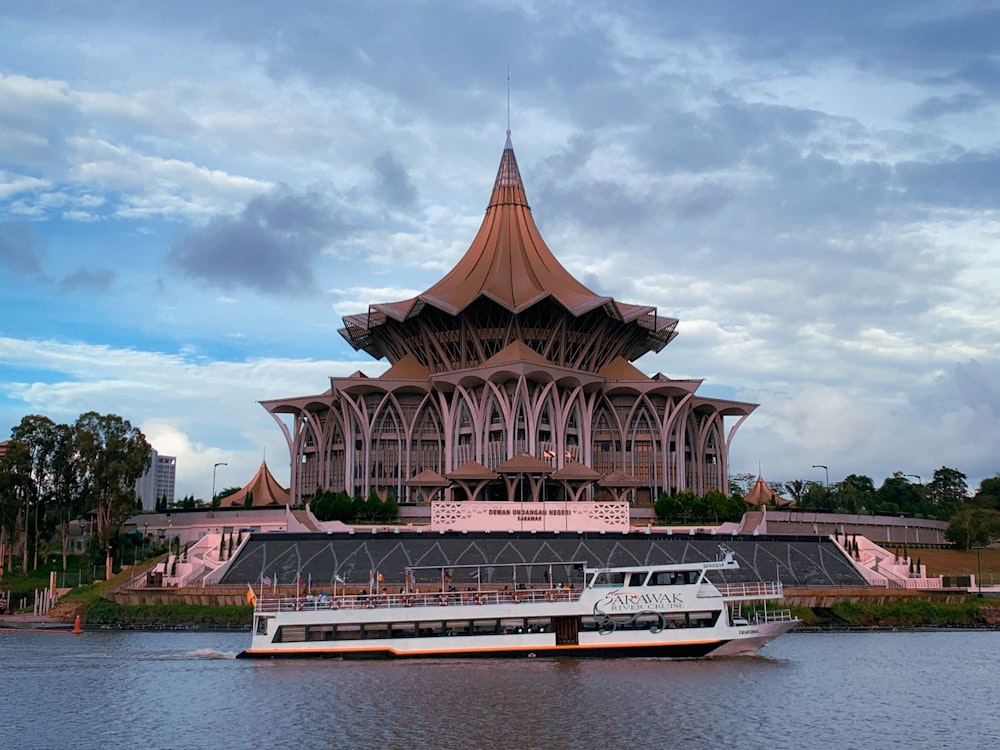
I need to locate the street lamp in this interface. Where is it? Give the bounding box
[812,464,829,487]
[976,545,983,597]
[212,462,228,504]
[903,474,922,484]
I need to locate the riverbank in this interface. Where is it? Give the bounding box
[8,591,994,632]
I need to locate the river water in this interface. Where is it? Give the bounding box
[1,629,997,750]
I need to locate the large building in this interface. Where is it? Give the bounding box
[136,450,176,510]
[263,133,756,509]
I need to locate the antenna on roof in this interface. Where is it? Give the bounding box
[506,66,511,136]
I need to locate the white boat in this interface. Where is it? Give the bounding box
[239,547,797,659]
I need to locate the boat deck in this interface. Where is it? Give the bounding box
[255,586,581,613]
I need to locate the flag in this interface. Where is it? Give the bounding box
[245,584,257,608]
[261,575,272,586]
[444,570,453,583]
[369,570,375,591]
[307,573,312,591]
[543,449,555,459]
[377,572,384,584]
[469,567,480,580]
[334,573,345,584]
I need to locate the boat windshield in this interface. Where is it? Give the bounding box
[649,570,702,585]
[589,571,626,587]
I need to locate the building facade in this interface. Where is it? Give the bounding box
[263,134,756,507]
[137,450,176,510]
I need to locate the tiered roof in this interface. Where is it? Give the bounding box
[338,132,678,371]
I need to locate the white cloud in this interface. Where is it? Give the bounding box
[0,336,379,499]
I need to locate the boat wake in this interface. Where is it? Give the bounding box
[182,648,238,660]
[143,648,239,661]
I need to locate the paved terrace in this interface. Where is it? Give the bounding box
[219,532,865,589]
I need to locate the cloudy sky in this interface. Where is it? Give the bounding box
[2,1,999,500]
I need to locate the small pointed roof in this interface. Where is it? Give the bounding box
[496,453,554,474]
[743,475,791,507]
[445,461,499,480]
[551,461,602,482]
[404,469,450,488]
[599,470,644,487]
[220,461,290,508]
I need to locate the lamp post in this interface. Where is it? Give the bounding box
[212,462,228,505]
[812,464,829,487]
[903,474,922,484]
[976,545,983,597]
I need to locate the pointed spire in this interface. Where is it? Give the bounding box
[490,131,527,207]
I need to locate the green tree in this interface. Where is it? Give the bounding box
[877,473,922,516]
[946,507,1000,549]
[925,466,968,513]
[48,422,87,571]
[837,474,876,514]
[728,473,756,496]
[783,479,808,505]
[0,440,32,572]
[332,492,353,523]
[73,412,152,570]
[10,415,60,571]
[653,493,678,522]
[801,482,833,511]
[971,475,1000,510]
[310,488,336,521]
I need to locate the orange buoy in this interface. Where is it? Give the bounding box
[72,615,83,635]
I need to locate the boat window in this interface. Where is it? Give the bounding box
[389,622,416,638]
[627,572,647,587]
[472,619,500,635]
[306,625,334,641]
[501,617,527,634]
[362,624,389,640]
[650,570,701,585]
[650,571,678,585]
[274,625,306,643]
[590,571,626,587]
[525,618,550,633]
[334,624,361,641]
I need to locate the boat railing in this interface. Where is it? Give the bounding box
[752,608,797,624]
[706,581,784,600]
[254,585,582,613]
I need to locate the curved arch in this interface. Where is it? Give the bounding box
[370,397,405,500]
[590,394,626,479]
[320,411,347,495]
[481,387,509,470]
[450,390,478,470]
[626,398,660,505]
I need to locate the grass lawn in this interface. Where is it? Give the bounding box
[914,547,1000,582]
